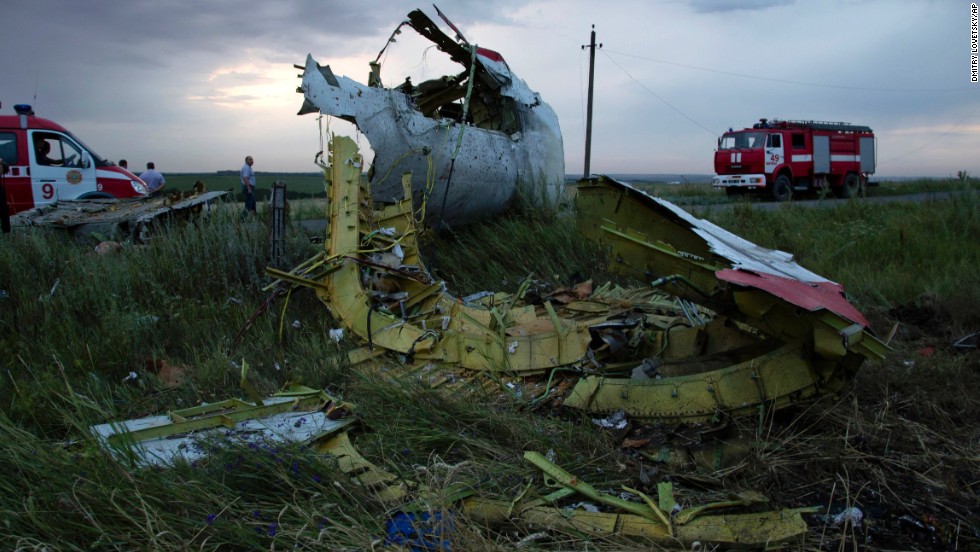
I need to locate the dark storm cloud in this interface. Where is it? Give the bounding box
[3,0,393,65]
[0,0,421,126]
[0,0,974,176]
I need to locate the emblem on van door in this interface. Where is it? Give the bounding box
[66,169,83,185]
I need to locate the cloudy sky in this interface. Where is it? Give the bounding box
[1,0,975,177]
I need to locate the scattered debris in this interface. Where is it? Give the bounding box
[832,506,864,527]
[463,451,816,548]
[384,510,454,551]
[953,331,978,350]
[10,190,228,241]
[145,359,188,388]
[270,137,887,426]
[94,240,122,255]
[89,102,896,549]
[90,386,354,467]
[93,387,817,549]
[592,410,628,430]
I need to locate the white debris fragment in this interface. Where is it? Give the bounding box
[122,371,138,383]
[592,410,628,430]
[569,501,600,513]
[833,506,863,526]
[292,320,301,329]
[508,341,519,354]
[329,328,344,342]
[515,532,548,548]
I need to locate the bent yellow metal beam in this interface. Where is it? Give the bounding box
[564,343,821,422]
[282,136,595,374]
[463,499,811,548]
[278,139,881,423]
[463,450,812,548]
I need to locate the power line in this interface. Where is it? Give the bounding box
[604,48,973,93]
[600,50,717,137]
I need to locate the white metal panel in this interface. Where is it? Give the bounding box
[299,54,564,226]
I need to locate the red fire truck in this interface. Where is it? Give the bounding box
[712,119,876,201]
[0,104,148,216]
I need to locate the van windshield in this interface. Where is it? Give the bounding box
[66,132,111,167]
[719,132,765,150]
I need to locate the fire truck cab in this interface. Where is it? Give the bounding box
[712,119,876,201]
[0,104,148,216]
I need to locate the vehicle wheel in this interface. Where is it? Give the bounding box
[771,174,792,201]
[840,173,860,198]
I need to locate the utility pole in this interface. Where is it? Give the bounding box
[582,25,601,178]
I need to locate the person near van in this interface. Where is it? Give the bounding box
[240,155,256,216]
[118,159,129,171]
[139,162,166,195]
[34,139,62,166]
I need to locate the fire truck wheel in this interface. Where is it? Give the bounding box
[771,174,792,202]
[840,173,860,198]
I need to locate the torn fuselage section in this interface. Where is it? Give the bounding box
[275,137,886,424]
[297,7,564,226]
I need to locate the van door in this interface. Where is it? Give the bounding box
[29,131,98,206]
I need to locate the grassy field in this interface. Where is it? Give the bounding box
[165,173,329,200]
[0,188,976,550]
[165,172,979,207]
[626,176,979,206]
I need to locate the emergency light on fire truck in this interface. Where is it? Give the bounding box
[712,118,876,201]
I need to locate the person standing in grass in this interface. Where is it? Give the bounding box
[241,155,256,217]
[139,162,166,195]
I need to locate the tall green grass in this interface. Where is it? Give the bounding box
[0,192,976,550]
[699,191,980,327]
[0,204,630,550]
[630,176,978,205]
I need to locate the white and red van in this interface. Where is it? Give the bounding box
[0,104,148,216]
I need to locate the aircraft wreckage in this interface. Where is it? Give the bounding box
[8,189,227,241]
[91,135,889,546]
[93,135,888,548]
[92,8,888,543]
[296,7,564,226]
[268,136,887,420]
